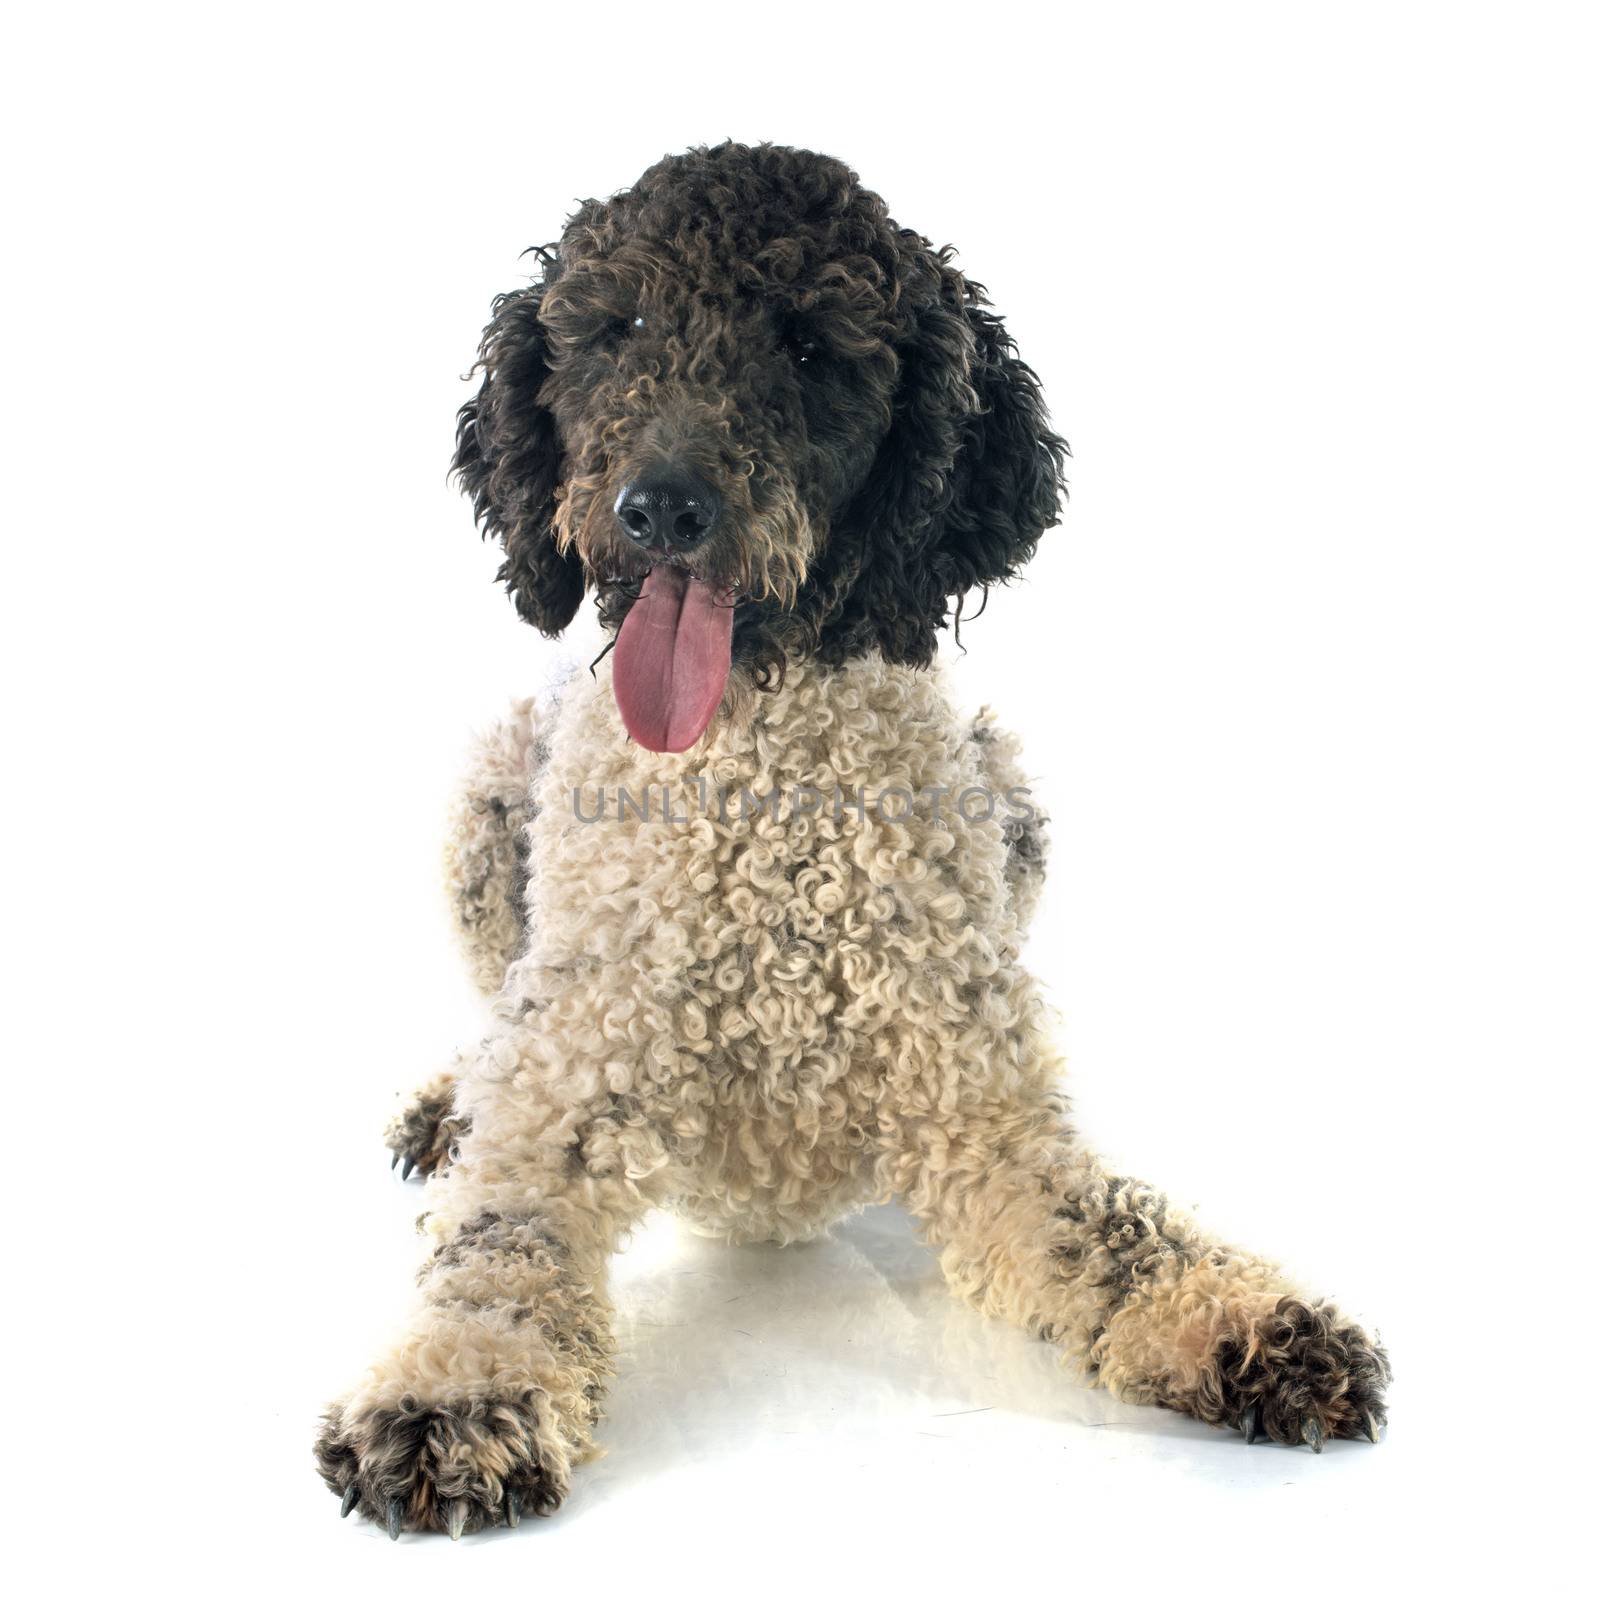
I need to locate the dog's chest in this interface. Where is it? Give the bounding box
[514,656,1016,1077]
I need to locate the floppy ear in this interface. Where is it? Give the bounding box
[934,288,1067,595]
[452,281,586,636]
[837,251,1066,663]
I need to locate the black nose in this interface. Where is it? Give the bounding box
[614,469,721,552]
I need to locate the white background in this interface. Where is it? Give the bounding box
[6,2,1596,1593]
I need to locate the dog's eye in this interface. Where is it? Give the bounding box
[603,315,642,345]
[779,334,820,367]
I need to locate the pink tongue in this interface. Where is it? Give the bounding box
[612,566,734,753]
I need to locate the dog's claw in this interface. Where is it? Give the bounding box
[386,1496,404,1541]
[1301,1416,1324,1453]
[1363,1409,1382,1443]
[505,1489,522,1529]
[446,1499,468,1541]
[401,1156,416,1181]
[340,1482,360,1518]
[1240,1404,1258,1445]
[390,1151,399,1170]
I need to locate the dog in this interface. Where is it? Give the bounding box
[315,141,1390,1538]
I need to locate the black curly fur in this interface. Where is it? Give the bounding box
[451,141,1068,678]
[1187,1297,1392,1445]
[453,257,586,638]
[384,1085,465,1179]
[315,1394,563,1535]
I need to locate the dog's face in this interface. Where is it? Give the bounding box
[455,142,1066,751]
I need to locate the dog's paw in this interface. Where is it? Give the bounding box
[316,1392,567,1538]
[384,1073,467,1181]
[1194,1296,1391,1449]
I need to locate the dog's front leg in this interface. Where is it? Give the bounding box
[881,1071,1390,1448]
[317,1036,662,1536]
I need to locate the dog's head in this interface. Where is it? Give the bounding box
[454,141,1067,751]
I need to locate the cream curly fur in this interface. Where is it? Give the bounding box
[443,695,545,996]
[319,653,1386,1533]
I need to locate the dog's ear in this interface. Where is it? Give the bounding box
[934,285,1066,596]
[841,251,1066,662]
[452,281,586,636]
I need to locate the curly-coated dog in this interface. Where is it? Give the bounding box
[316,142,1390,1538]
